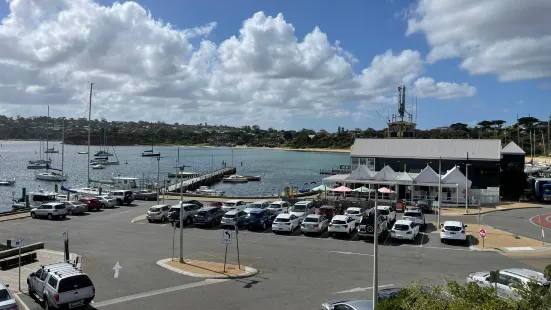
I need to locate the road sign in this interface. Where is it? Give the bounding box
[479,229,487,238]
[222,230,232,244]
[62,231,68,241]
[14,237,25,247]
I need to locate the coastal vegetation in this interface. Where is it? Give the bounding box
[0,115,549,155]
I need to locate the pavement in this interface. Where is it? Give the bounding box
[437,202,544,216]
[465,223,549,251]
[0,200,549,310]
[0,212,30,222]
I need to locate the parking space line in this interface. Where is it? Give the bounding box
[384,232,391,245]
[93,279,228,308]
[419,232,425,247]
[329,251,373,256]
[334,284,394,294]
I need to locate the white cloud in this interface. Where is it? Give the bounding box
[412,77,476,99]
[407,0,551,82]
[0,0,476,128]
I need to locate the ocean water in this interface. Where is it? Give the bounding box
[0,141,349,211]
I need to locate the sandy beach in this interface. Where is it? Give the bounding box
[230,145,350,153]
[528,156,551,164]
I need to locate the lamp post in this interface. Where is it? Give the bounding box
[156,155,161,205]
[465,163,471,214]
[437,157,442,228]
[372,189,379,308]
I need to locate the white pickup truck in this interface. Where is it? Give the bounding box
[27,262,95,310]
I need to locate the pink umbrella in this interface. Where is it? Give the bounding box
[331,185,352,192]
[378,187,395,194]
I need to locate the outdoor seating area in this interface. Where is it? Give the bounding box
[321,164,484,207]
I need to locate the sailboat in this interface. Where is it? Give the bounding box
[27,139,51,169]
[44,106,59,154]
[141,125,160,157]
[36,120,68,181]
[93,128,113,156]
[90,145,119,165]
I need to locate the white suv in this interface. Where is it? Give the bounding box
[30,202,67,220]
[440,221,468,243]
[467,268,550,300]
[289,201,314,220]
[377,205,396,223]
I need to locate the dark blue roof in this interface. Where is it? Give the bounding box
[249,208,264,214]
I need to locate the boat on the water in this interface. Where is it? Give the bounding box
[27,163,50,169]
[196,186,225,196]
[142,152,160,157]
[29,159,51,165]
[35,171,67,181]
[91,164,105,169]
[168,171,200,179]
[243,175,261,181]
[94,150,112,157]
[222,175,249,183]
[78,151,88,155]
[0,180,15,186]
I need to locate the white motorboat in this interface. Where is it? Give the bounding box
[91,164,105,169]
[195,186,225,196]
[0,179,15,186]
[35,172,68,181]
[222,175,249,183]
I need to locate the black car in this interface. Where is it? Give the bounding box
[133,190,158,201]
[181,200,203,208]
[415,199,432,213]
[193,207,225,227]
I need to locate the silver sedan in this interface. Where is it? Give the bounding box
[63,201,88,215]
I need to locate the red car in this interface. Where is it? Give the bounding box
[79,197,101,211]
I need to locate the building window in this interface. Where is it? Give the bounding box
[351,157,359,170]
[367,158,375,171]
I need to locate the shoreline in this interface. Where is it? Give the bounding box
[0,140,350,153]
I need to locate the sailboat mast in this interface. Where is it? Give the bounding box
[61,120,65,185]
[177,146,180,167]
[87,83,93,187]
[46,106,50,152]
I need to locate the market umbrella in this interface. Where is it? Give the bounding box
[331,185,352,192]
[311,184,330,191]
[352,186,373,193]
[378,187,394,194]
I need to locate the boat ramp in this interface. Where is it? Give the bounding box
[166,167,236,193]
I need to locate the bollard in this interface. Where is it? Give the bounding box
[21,188,26,200]
[55,184,58,193]
[25,195,30,208]
[6,239,12,249]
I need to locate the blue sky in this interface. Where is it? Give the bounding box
[0,0,549,131]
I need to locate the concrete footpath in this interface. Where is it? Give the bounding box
[438,202,544,216]
[0,212,30,222]
[466,223,550,252]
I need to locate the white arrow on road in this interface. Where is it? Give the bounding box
[334,284,394,294]
[113,262,122,279]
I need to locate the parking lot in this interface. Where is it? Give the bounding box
[0,200,543,310]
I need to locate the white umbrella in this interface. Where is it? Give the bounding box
[352,186,373,193]
[311,184,330,191]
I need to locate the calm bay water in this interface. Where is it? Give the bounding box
[0,141,349,211]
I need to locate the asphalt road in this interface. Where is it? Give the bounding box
[480,206,551,242]
[0,201,542,310]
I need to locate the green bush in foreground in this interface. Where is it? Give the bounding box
[376,277,551,310]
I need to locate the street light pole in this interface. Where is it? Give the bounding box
[372,190,379,308]
[465,164,471,214]
[157,156,160,205]
[437,157,442,228]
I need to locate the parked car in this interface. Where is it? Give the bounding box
[246,208,276,230]
[180,200,203,208]
[27,262,95,310]
[0,281,19,310]
[358,208,389,240]
[95,195,116,208]
[317,205,336,220]
[467,268,550,300]
[210,201,223,208]
[267,201,289,215]
[169,203,201,226]
[193,207,225,227]
[328,215,356,237]
[79,197,101,212]
[30,202,67,220]
[300,214,329,235]
[146,205,170,222]
[62,201,87,215]
[109,190,134,206]
[289,201,315,221]
[222,200,247,212]
[272,214,300,233]
[221,210,247,228]
[377,205,396,224]
[390,220,420,242]
[249,200,271,209]
[344,207,363,224]
[321,299,373,310]
[402,209,426,229]
[133,190,158,201]
[415,199,433,213]
[440,221,468,243]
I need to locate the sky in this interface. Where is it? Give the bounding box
[0,0,550,131]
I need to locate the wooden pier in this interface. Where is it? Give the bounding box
[166,167,236,193]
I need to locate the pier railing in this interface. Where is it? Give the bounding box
[166,167,236,193]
